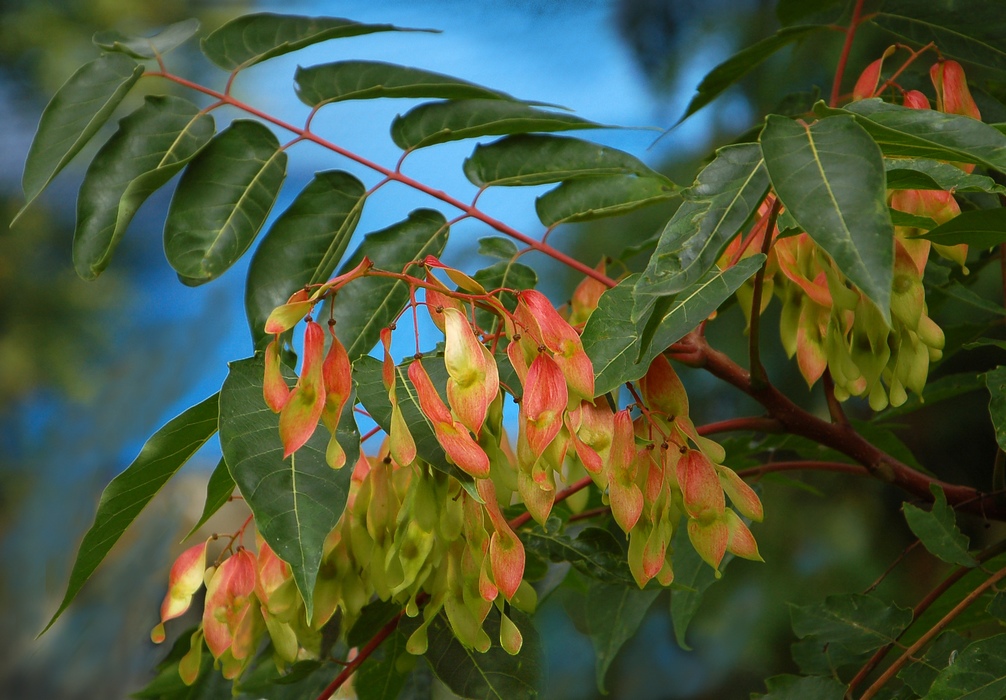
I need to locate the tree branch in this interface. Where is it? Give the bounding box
[671,330,1005,519]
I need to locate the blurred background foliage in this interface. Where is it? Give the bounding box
[2,1,1002,698]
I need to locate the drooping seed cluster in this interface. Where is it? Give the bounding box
[150,256,763,683]
[729,58,979,411]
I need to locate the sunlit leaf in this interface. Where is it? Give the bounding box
[761,114,893,323]
[219,357,358,620]
[885,158,1006,194]
[586,582,659,692]
[478,236,519,260]
[332,209,449,360]
[926,633,1006,700]
[164,120,287,286]
[295,60,518,107]
[413,608,543,699]
[635,143,769,298]
[93,18,200,59]
[464,134,665,187]
[201,13,432,71]
[903,485,977,567]
[245,170,366,350]
[918,208,1006,249]
[819,99,1006,172]
[535,175,678,226]
[678,25,827,124]
[873,0,1006,75]
[183,458,236,542]
[790,593,913,654]
[42,393,219,633]
[71,96,213,280]
[583,256,763,396]
[391,99,602,150]
[17,53,143,222]
[636,254,765,363]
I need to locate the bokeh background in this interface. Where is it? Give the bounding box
[2,1,1001,698]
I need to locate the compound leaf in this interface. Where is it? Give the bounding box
[391,99,601,151]
[296,60,517,107]
[219,357,358,620]
[18,53,143,222]
[42,393,219,633]
[201,13,430,71]
[72,95,214,280]
[761,114,893,323]
[164,120,286,286]
[245,170,366,350]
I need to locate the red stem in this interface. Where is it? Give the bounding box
[672,331,1006,518]
[830,0,868,107]
[696,416,782,436]
[147,71,616,288]
[316,610,405,700]
[859,563,1006,700]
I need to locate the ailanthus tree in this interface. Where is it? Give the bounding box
[17,1,1006,698]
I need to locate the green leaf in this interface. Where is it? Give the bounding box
[754,674,846,700]
[885,158,1006,194]
[418,608,543,699]
[919,208,1006,248]
[635,143,769,298]
[873,0,1006,76]
[521,523,636,586]
[17,53,143,223]
[986,366,1006,451]
[356,628,412,700]
[200,13,432,71]
[347,600,403,648]
[218,357,358,620]
[898,631,969,697]
[636,254,766,363]
[586,582,659,692]
[244,170,366,350]
[670,522,735,650]
[93,18,200,59]
[183,458,235,542]
[295,60,518,107]
[937,282,1006,317]
[463,134,664,188]
[761,114,894,323]
[472,260,537,333]
[790,593,913,654]
[71,95,214,280]
[966,339,1006,352]
[819,99,1006,172]
[332,209,449,360]
[164,120,286,285]
[926,633,1006,700]
[583,257,764,397]
[678,25,827,124]
[890,209,937,230]
[354,355,474,488]
[535,175,678,227]
[41,393,219,633]
[791,636,870,676]
[391,99,602,151]
[903,485,978,567]
[478,236,519,260]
